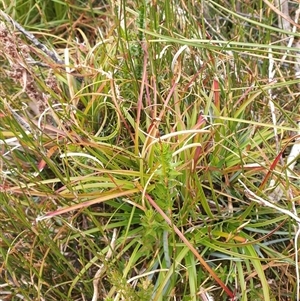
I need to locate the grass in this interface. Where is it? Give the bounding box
[0,0,300,300]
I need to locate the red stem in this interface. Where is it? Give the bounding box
[144,192,235,299]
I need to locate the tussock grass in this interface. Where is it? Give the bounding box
[0,0,300,300]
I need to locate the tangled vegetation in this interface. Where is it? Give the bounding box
[0,0,300,300]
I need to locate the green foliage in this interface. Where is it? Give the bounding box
[107,268,154,301]
[151,142,181,210]
[0,0,299,300]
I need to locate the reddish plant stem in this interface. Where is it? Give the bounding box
[144,192,235,299]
